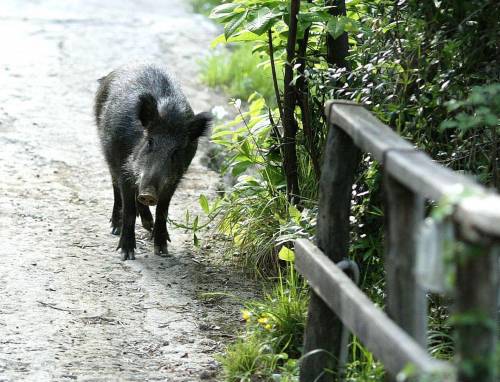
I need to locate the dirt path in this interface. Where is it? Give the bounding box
[0,1,252,381]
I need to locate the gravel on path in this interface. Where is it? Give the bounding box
[0,1,251,381]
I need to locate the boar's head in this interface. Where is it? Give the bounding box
[131,93,211,206]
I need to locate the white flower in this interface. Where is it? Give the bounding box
[211,105,228,120]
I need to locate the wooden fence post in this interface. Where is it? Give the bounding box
[300,117,360,382]
[384,173,428,348]
[455,243,499,382]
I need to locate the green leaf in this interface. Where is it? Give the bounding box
[230,30,266,43]
[278,246,295,262]
[445,99,461,112]
[210,30,266,48]
[432,186,484,222]
[484,113,498,126]
[210,3,243,21]
[439,120,458,131]
[211,129,234,139]
[297,10,331,28]
[232,160,253,177]
[246,7,282,35]
[289,205,301,223]
[199,194,209,214]
[327,17,347,39]
[210,33,228,48]
[225,10,248,40]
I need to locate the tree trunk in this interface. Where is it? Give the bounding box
[282,0,301,204]
[326,0,349,69]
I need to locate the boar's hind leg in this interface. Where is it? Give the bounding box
[117,179,137,260]
[110,182,122,236]
[136,199,154,232]
[152,190,173,257]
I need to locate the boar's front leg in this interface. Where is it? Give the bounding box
[153,188,174,257]
[118,178,137,260]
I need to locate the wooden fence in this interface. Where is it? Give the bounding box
[295,100,499,382]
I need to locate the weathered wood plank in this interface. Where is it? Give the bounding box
[321,99,499,381]
[385,150,500,239]
[384,151,480,202]
[295,239,456,381]
[384,174,427,348]
[454,196,500,240]
[325,102,500,238]
[455,244,499,382]
[325,101,413,162]
[300,124,360,382]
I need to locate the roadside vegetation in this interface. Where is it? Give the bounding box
[189,0,500,380]
[200,45,278,102]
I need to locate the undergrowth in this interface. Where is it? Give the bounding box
[200,45,278,103]
[220,256,307,381]
[188,0,500,380]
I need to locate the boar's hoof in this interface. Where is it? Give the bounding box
[111,226,121,236]
[154,244,169,257]
[121,249,135,261]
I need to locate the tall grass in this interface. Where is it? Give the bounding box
[344,337,385,381]
[221,263,307,381]
[200,45,278,103]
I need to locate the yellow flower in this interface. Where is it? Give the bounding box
[242,310,251,321]
[257,317,269,324]
[265,324,272,330]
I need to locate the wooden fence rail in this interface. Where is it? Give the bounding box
[296,101,499,382]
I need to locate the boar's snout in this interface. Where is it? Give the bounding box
[137,189,158,206]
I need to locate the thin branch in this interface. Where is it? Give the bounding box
[268,29,284,122]
[296,25,321,180]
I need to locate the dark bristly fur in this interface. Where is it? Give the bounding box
[95,63,212,260]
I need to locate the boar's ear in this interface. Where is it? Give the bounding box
[138,93,159,129]
[188,112,212,141]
